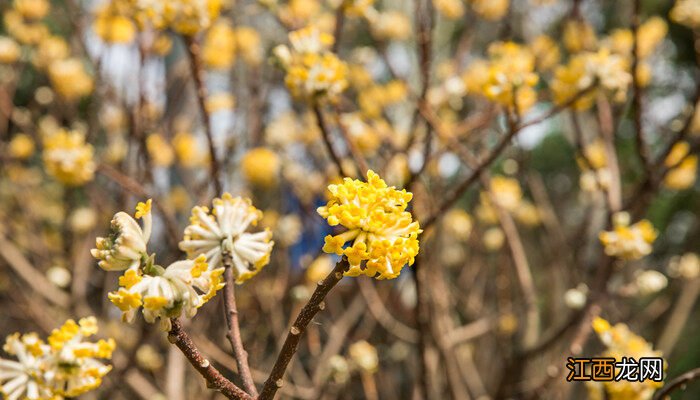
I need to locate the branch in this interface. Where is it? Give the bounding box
[184,35,223,195]
[312,103,352,177]
[222,252,258,396]
[167,319,252,400]
[258,258,349,400]
[653,367,700,400]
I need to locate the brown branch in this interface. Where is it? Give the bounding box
[653,367,700,400]
[222,251,258,396]
[421,84,597,230]
[312,104,351,177]
[167,318,253,400]
[258,258,349,400]
[184,35,223,195]
[631,0,653,180]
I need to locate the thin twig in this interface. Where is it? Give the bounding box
[222,251,258,396]
[653,367,700,400]
[167,318,252,400]
[258,258,349,400]
[313,104,351,177]
[184,35,223,195]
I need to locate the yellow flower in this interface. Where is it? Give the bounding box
[0,317,115,399]
[42,128,95,186]
[306,254,334,283]
[146,133,175,167]
[240,147,281,188]
[179,194,274,283]
[470,0,509,21]
[443,209,473,241]
[348,341,378,373]
[94,11,137,44]
[0,36,21,64]
[599,212,657,260]
[48,58,94,100]
[7,133,35,159]
[670,0,700,29]
[13,0,50,20]
[317,170,421,279]
[530,35,560,71]
[489,175,522,212]
[203,20,236,69]
[172,131,207,167]
[274,26,348,100]
[344,0,375,17]
[479,42,539,113]
[664,156,697,190]
[205,92,235,114]
[588,317,664,400]
[233,27,263,65]
[33,35,69,69]
[563,19,597,53]
[637,17,667,58]
[367,11,411,41]
[92,199,152,271]
[435,0,465,20]
[164,0,222,35]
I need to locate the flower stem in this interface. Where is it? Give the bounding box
[258,257,349,400]
[168,318,252,400]
[221,251,258,396]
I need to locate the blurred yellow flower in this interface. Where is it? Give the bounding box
[588,317,664,400]
[146,133,175,167]
[305,254,334,283]
[241,147,281,188]
[94,11,137,44]
[367,11,411,41]
[203,20,236,69]
[348,341,378,373]
[470,0,509,21]
[670,0,700,29]
[563,19,597,53]
[48,58,94,100]
[13,0,50,20]
[42,129,95,186]
[8,133,35,159]
[234,27,263,65]
[489,175,523,212]
[599,212,657,260]
[0,36,21,64]
[165,0,222,35]
[172,131,207,168]
[435,0,465,20]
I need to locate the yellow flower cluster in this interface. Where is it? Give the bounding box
[0,36,21,64]
[465,42,539,113]
[578,139,612,192]
[42,128,95,186]
[469,0,509,21]
[274,26,349,100]
[108,254,225,331]
[48,58,94,100]
[366,10,412,41]
[551,49,631,110]
[663,141,698,190]
[92,199,152,271]
[587,317,664,400]
[241,147,281,188]
[3,0,50,46]
[599,212,657,260]
[93,1,137,43]
[0,317,115,400]
[670,0,700,29]
[317,170,421,280]
[179,193,275,283]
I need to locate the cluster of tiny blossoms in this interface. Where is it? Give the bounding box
[587,317,664,400]
[0,317,115,400]
[274,26,349,100]
[92,200,225,331]
[179,193,275,284]
[599,212,657,261]
[318,170,421,279]
[41,129,96,186]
